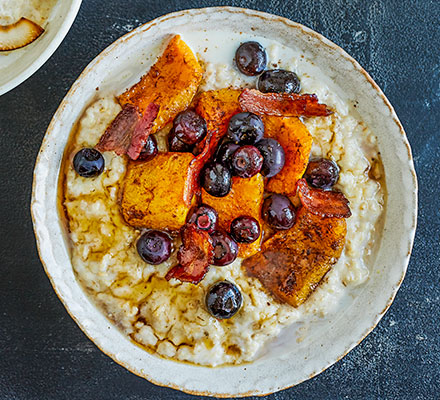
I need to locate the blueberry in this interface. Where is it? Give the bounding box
[256,138,285,177]
[304,158,340,190]
[73,148,105,178]
[215,141,240,169]
[201,162,232,197]
[257,69,301,94]
[205,281,243,319]
[206,281,243,319]
[137,230,173,265]
[235,41,267,76]
[231,145,263,178]
[173,110,207,145]
[137,135,158,161]
[262,194,296,230]
[211,231,239,266]
[168,128,194,152]
[187,204,218,234]
[227,112,264,144]
[230,216,260,243]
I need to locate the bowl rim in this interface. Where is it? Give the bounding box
[0,0,83,96]
[31,6,418,397]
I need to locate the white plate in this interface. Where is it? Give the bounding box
[31,7,417,397]
[0,0,82,96]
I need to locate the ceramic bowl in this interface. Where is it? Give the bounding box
[0,0,82,96]
[31,7,417,397]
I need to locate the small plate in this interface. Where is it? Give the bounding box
[31,7,417,397]
[0,0,82,96]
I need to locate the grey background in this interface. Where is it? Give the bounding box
[1,0,439,399]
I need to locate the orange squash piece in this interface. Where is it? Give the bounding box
[263,116,313,196]
[194,89,241,153]
[243,207,346,307]
[201,174,264,258]
[195,88,241,133]
[121,153,196,231]
[118,35,203,134]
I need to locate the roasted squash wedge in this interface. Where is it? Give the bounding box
[201,174,264,258]
[195,88,241,134]
[263,116,313,196]
[118,34,203,134]
[243,207,346,307]
[121,153,196,230]
[194,89,241,153]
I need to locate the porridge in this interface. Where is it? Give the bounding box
[61,34,384,366]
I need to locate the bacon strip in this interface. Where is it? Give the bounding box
[165,224,214,284]
[127,103,160,160]
[183,130,220,206]
[297,178,352,218]
[239,89,332,117]
[96,104,139,156]
[96,103,159,160]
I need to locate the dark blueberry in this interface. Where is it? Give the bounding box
[230,216,260,243]
[73,148,105,178]
[211,231,239,266]
[255,138,286,178]
[231,145,263,178]
[304,158,340,190]
[173,110,207,145]
[262,194,296,230]
[235,41,267,76]
[201,162,232,197]
[206,281,242,319]
[227,112,264,144]
[137,135,158,161]
[187,204,218,234]
[215,141,240,169]
[137,230,173,265]
[168,128,193,152]
[257,69,301,94]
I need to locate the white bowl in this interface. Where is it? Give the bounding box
[0,0,82,96]
[31,7,417,397]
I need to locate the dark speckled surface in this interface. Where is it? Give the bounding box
[1,1,439,399]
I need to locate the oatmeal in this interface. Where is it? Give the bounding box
[62,36,384,366]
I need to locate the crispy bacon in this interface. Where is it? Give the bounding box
[96,103,159,160]
[96,104,139,155]
[183,130,220,206]
[126,103,160,160]
[297,178,351,218]
[239,89,332,117]
[165,224,214,284]
[193,125,223,156]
